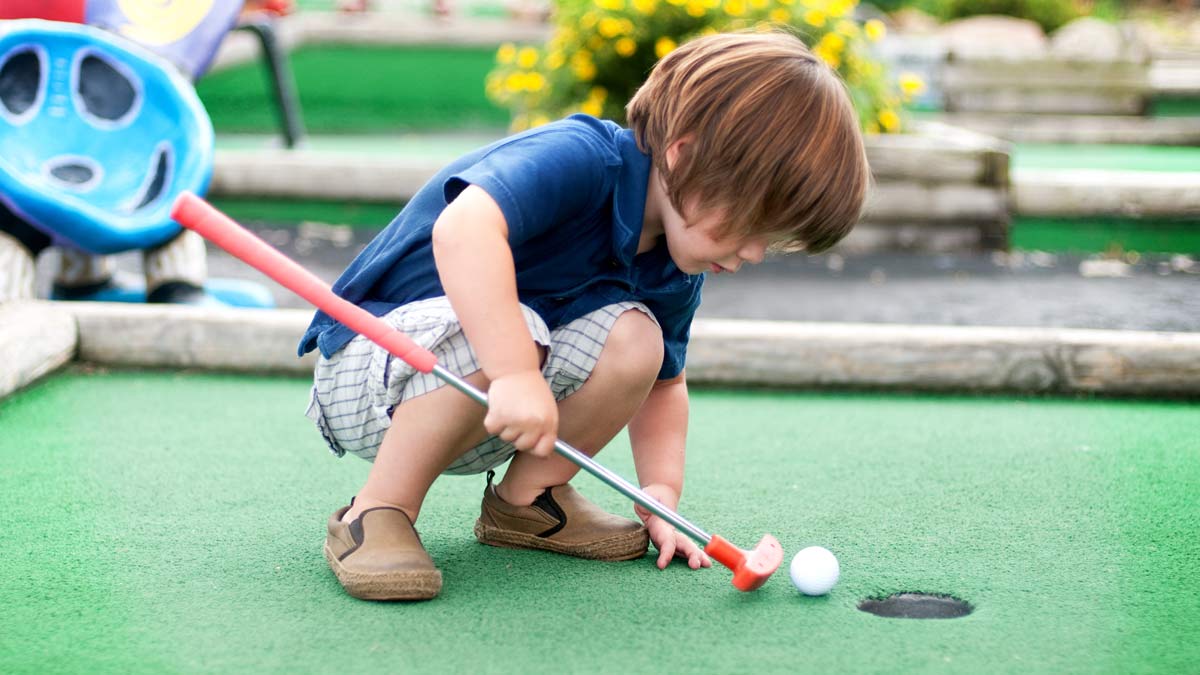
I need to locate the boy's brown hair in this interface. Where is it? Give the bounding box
[626,30,870,253]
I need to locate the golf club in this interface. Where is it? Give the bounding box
[171,191,783,591]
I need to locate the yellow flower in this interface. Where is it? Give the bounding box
[835,19,858,36]
[517,47,539,69]
[865,121,880,134]
[750,0,768,7]
[898,72,926,101]
[803,9,826,26]
[496,43,517,65]
[615,37,637,56]
[505,73,526,92]
[827,0,852,18]
[525,72,546,92]
[864,18,885,41]
[512,114,529,131]
[666,0,687,5]
[531,114,551,127]
[769,8,790,22]
[572,52,597,80]
[589,86,608,100]
[633,0,657,12]
[813,45,840,68]
[581,99,604,116]
[655,36,677,58]
[878,108,900,132]
[700,26,718,35]
[724,0,746,16]
[777,0,793,5]
[819,32,845,53]
[599,17,625,38]
[546,50,565,70]
[596,0,625,9]
[686,0,707,15]
[576,61,597,80]
[486,74,503,99]
[581,11,598,28]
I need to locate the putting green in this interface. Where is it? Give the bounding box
[2,371,1197,673]
[197,46,508,133]
[1013,144,1200,173]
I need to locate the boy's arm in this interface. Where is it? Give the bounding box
[432,185,558,457]
[628,369,711,570]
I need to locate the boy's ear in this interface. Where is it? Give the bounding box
[664,135,694,171]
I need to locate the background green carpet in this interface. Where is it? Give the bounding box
[197,46,509,134]
[2,371,1197,673]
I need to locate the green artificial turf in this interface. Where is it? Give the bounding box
[196,46,508,134]
[1149,97,1200,118]
[210,196,404,228]
[1011,216,1200,254]
[1013,144,1200,173]
[2,371,1198,674]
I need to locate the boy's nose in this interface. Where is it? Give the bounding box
[739,242,767,265]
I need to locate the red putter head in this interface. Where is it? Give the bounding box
[704,534,784,592]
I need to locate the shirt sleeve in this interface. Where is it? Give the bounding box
[443,124,618,246]
[653,278,704,380]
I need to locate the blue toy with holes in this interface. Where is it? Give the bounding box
[0,19,212,255]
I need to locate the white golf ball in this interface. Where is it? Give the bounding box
[789,546,840,596]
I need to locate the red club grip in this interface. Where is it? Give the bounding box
[170,192,438,373]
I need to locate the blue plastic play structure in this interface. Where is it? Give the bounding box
[0,19,212,255]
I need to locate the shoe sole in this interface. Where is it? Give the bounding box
[473,521,649,561]
[324,543,443,601]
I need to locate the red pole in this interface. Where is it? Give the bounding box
[0,0,86,23]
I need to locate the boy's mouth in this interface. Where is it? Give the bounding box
[710,263,726,274]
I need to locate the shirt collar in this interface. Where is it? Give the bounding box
[611,128,651,266]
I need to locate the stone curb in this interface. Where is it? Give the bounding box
[1014,169,1200,217]
[0,302,77,400]
[3,303,1195,399]
[210,142,1200,221]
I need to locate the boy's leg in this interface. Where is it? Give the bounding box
[472,308,661,561]
[495,309,664,506]
[325,366,500,601]
[342,368,495,524]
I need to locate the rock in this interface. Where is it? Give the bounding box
[1050,17,1148,63]
[890,7,941,35]
[940,16,1048,60]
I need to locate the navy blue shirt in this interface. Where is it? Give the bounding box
[298,114,703,380]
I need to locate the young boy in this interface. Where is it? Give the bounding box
[300,30,869,600]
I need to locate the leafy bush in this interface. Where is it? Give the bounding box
[487,0,916,134]
[941,0,1084,32]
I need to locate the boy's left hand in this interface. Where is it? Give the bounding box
[635,484,712,570]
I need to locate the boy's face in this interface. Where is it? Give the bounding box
[661,198,769,276]
[652,136,769,276]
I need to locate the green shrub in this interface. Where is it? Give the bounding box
[941,0,1084,32]
[487,0,915,134]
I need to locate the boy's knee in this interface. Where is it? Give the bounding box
[599,310,663,383]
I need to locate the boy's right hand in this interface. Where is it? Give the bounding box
[484,370,559,458]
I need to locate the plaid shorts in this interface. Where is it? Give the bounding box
[305,296,655,475]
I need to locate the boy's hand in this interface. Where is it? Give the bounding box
[485,370,558,458]
[635,484,712,570]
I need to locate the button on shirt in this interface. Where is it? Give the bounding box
[298,114,704,380]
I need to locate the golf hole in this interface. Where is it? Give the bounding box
[857,593,973,619]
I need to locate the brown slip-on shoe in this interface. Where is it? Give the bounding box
[474,472,648,561]
[324,504,443,601]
